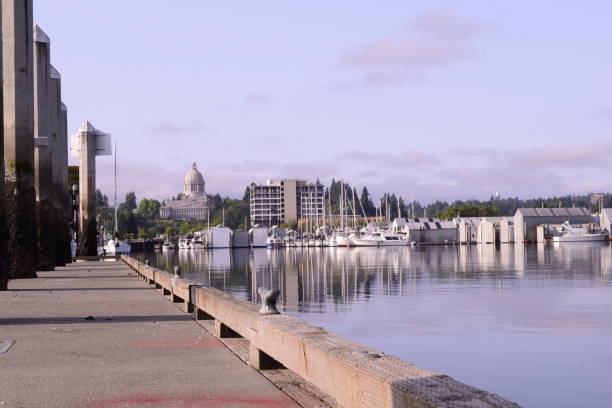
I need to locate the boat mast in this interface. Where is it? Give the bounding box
[340,181,344,231]
[397,197,401,219]
[352,183,356,228]
[113,140,118,237]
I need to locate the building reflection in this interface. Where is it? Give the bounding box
[135,242,612,312]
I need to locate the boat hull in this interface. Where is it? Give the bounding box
[553,234,608,242]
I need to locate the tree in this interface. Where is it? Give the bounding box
[359,187,376,217]
[242,186,250,203]
[436,204,501,220]
[164,226,177,236]
[96,189,109,207]
[119,191,137,213]
[179,221,190,235]
[137,198,161,219]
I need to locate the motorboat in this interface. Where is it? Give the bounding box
[552,221,608,242]
[189,238,205,249]
[162,240,175,250]
[178,238,189,249]
[349,231,409,247]
[103,238,131,254]
[266,236,283,249]
[283,237,297,247]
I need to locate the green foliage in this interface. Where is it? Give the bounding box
[118,191,137,213]
[137,198,161,219]
[179,221,190,235]
[281,220,298,230]
[436,204,501,220]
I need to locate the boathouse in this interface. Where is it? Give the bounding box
[513,207,591,243]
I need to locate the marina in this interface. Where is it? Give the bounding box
[136,242,612,408]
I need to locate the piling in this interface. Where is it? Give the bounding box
[2,0,38,278]
[0,3,6,290]
[76,122,97,256]
[33,25,55,271]
[49,66,68,266]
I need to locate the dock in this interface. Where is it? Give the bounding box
[0,261,300,408]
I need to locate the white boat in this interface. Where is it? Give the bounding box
[103,238,131,254]
[326,235,338,247]
[162,240,175,250]
[103,140,130,255]
[266,237,283,249]
[553,221,608,242]
[178,238,189,249]
[335,233,351,247]
[189,239,205,249]
[283,237,297,247]
[349,231,409,246]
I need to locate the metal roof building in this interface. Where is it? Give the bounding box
[514,207,591,242]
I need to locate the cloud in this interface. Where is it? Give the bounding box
[338,149,439,167]
[146,121,213,135]
[594,107,612,118]
[281,161,339,179]
[244,92,272,104]
[504,144,612,169]
[337,8,489,87]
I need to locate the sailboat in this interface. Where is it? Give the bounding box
[103,140,131,255]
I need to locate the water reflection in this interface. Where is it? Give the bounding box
[140,244,612,310]
[136,243,612,407]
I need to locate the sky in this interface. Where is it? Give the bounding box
[35,1,612,204]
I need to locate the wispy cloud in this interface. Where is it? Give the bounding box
[97,142,612,204]
[244,92,273,104]
[337,8,490,87]
[594,107,612,118]
[146,121,213,135]
[338,149,439,167]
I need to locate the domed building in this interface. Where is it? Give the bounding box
[160,163,210,220]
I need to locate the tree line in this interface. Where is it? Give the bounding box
[97,183,610,238]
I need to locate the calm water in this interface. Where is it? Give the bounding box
[135,243,612,407]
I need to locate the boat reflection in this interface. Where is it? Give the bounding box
[136,243,612,312]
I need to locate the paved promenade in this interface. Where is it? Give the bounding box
[0,261,299,408]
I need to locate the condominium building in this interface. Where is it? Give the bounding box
[249,179,324,227]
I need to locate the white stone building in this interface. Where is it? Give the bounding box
[160,163,209,221]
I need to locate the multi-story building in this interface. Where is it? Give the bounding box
[249,179,324,227]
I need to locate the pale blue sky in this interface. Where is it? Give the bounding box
[36,1,612,203]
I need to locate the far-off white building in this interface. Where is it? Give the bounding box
[160,163,210,221]
[249,179,324,227]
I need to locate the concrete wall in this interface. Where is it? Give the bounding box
[500,219,514,243]
[282,179,297,223]
[408,228,457,244]
[478,221,496,244]
[232,230,249,248]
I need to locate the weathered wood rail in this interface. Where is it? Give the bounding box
[121,255,519,408]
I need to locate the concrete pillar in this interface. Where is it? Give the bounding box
[33,25,54,271]
[49,66,68,266]
[76,121,98,256]
[60,102,71,262]
[0,4,8,291]
[2,0,38,278]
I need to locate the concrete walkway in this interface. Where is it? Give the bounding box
[0,261,300,408]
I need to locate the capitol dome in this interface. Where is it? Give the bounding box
[183,162,205,197]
